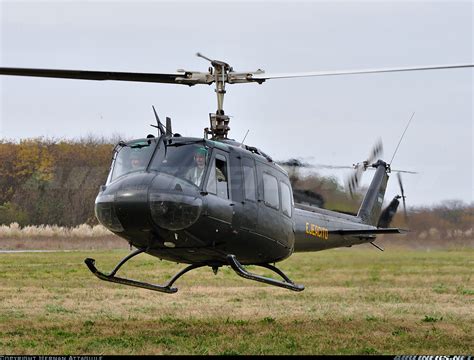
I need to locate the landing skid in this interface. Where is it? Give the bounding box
[84,249,304,293]
[84,248,206,294]
[226,254,305,292]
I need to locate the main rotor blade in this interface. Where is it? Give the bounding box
[392,169,417,174]
[251,64,474,81]
[2,63,472,85]
[276,159,351,169]
[0,67,203,85]
[314,164,417,173]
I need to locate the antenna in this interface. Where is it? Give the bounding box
[151,106,166,136]
[240,129,250,146]
[166,117,173,136]
[390,112,415,165]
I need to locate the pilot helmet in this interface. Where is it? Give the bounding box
[129,150,141,159]
[195,147,208,156]
[129,150,144,165]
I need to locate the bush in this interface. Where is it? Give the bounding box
[0,202,29,226]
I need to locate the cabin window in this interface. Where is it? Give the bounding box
[280,182,292,217]
[207,153,229,199]
[243,165,257,201]
[263,172,279,209]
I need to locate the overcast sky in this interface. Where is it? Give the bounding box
[0,0,472,207]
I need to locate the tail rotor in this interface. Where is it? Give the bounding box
[377,170,410,228]
[346,138,383,198]
[397,172,408,224]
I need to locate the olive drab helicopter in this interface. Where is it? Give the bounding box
[0,54,472,293]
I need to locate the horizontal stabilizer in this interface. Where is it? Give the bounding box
[329,228,408,236]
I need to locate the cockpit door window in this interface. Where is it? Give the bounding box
[206,152,230,199]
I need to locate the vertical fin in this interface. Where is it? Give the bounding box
[357,160,389,226]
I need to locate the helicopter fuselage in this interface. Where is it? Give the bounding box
[95,136,381,267]
[96,136,295,265]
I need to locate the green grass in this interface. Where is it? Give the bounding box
[0,248,472,354]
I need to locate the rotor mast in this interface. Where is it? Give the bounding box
[197,53,232,140]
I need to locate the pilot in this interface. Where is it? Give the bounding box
[185,147,208,186]
[185,147,226,187]
[130,152,145,170]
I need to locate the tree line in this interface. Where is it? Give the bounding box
[0,138,472,240]
[0,138,113,226]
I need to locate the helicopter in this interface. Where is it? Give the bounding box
[0,54,472,293]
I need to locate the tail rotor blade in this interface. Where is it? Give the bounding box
[346,164,364,199]
[397,172,408,223]
[402,196,407,222]
[397,172,404,197]
[367,138,383,164]
[346,139,384,199]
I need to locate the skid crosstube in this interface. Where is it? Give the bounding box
[84,248,206,294]
[226,254,305,292]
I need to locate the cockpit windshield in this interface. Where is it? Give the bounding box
[109,139,156,183]
[149,142,210,187]
[107,138,211,187]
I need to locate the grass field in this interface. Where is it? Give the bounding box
[0,247,472,355]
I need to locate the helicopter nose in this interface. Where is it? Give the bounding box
[95,193,124,232]
[149,192,203,231]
